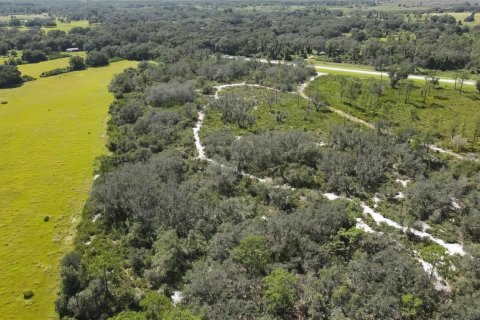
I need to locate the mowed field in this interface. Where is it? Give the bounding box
[0,60,136,319]
[17,53,87,78]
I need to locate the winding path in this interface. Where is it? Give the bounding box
[192,79,465,257]
[192,78,465,290]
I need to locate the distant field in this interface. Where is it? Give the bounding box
[0,60,136,320]
[421,12,480,26]
[0,15,90,32]
[0,14,47,22]
[42,20,90,32]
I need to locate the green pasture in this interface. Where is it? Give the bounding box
[42,20,90,32]
[1,52,87,76]
[307,74,480,152]
[0,60,136,320]
[201,86,344,139]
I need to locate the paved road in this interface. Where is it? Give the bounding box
[314,65,477,86]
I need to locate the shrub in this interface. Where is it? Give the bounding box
[23,291,34,299]
[40,68,71,78]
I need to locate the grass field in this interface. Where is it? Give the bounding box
[0,60,136,320]
[1,52,86,76]
[18,53,86,78]
[307,74,480,151]
[42,20,90,32]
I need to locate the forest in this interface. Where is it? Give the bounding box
[1,0,480,319]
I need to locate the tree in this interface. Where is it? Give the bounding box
[262,268,298,316]
[402,80,415,104]
[401,293,424,319]
[144,229,186,288]
[86,51,109,67]
[139,291,172,320]
[463,209,480,243]
[458,70,469,94]
[452,135,468,152]
[144,83,196,108]
[344,79,362,105]
[471,117,480,151]
[387,63,413,88]
[0,65,22,88]
[69,56,86,71]
[476,81,480,95]
[8,18,21,27]
[232,235,271,274]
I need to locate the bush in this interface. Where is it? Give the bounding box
[86,51,109,67]
[144,83,196,107]
[40,68,71,78]
[23,291,34,299]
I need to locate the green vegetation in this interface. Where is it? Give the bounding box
[307,74,480,151]
[0,60,136,320]
[202,86,344,139]
[41,20,90,32]
[17,53,86,78]
[1,1,480,319]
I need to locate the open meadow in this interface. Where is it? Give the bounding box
[0,59,136,319]
[17,53,86,78]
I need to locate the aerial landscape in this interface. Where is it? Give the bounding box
[0,0,480,319]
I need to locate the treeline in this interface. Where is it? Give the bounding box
[1,3,480,73]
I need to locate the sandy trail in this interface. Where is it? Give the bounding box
[192,78,465,257]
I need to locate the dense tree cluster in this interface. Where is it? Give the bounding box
[1,1,480,74]
[0,64,22,88]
